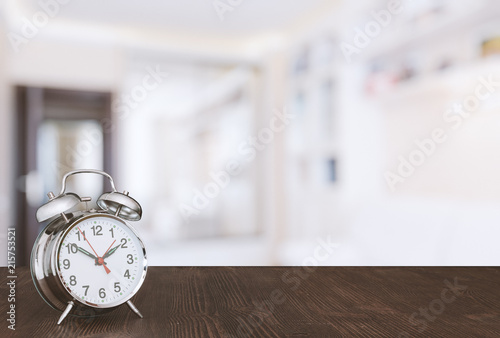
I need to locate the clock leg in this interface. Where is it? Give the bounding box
[57,301,74,325]
[126,300,143,318]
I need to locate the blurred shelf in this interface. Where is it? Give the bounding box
[364,0,496,60]
[369,58,500,104]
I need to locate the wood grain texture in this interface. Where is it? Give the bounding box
[1,267,500,337]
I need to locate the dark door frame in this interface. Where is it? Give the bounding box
[15,86,113,265]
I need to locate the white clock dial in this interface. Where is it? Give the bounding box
[57,215,146,308]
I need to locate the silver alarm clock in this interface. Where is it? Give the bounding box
[31,169,147,324]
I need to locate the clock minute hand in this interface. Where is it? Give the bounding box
[103,244,120,259]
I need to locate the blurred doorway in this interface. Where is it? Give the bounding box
[15,87,113,265]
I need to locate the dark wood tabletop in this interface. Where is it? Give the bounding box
[1,266,500,337]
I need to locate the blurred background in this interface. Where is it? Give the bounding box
[1,0,500,266]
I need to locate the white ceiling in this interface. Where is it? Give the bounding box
[14,0,337,38]
[2,0,343,63]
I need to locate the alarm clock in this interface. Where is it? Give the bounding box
[31,169,147,324]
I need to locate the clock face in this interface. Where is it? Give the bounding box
[57,215,147,308]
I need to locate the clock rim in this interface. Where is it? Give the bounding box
[55,213,148,309]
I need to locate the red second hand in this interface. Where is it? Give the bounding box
[99,240,116,275]
[77,227,99,257]
[101,261,111,275]
[78,227,112,274]
[103,240,116,257]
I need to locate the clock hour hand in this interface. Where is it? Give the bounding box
[74,245,97,260]
[103,244,120,259]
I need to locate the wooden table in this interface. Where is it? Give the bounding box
[1,267,500,337]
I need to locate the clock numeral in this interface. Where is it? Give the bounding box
[124,270,130,279]
[62,259,70,270]
[114,282,121,292]
[69,275,77,286]
[127,254,134,264]
[120,238,128,248]
[67,243,78,254]
[91,225,103,236]
[82,285,89,296]
[109,228,114,238]
[99,288,106,299]
[76,230,86,241]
